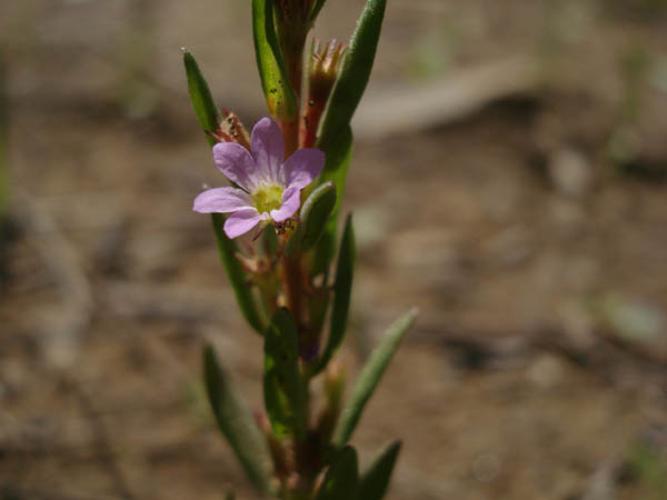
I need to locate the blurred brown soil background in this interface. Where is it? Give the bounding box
[1,0,667,499]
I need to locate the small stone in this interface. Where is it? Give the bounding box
[548,148,594,198]
[526,353,565,390]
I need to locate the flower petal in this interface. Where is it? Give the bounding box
[223,208,263,239]
[193,187,253,213]
[251,117,285,183]
[283,148,325,190]
[213,142,260,191]
[270,186,301,223]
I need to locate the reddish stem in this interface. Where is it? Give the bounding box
[300,99,326,148]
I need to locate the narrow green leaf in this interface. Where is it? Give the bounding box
[203,345,272,494]
[315,215,355,373]
[252,0,297,119]
[285,182,336,257]
[185,54,265,334]
[316,446,359,500]
[183,50,219,146]
[311,0,383,236]
[263,309,306,439]
[318,123,353,207]
[334,309,417,446]
[211,213,265,334]
[300,182,337,250]
[311,126,353,278]
[317,0,387,148]
[356,441,402,500]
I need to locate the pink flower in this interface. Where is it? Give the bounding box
[193,117,325,238]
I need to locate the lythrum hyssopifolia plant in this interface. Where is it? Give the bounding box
[184,1,416,498]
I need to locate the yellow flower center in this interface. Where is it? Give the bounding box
[252,183,284,214]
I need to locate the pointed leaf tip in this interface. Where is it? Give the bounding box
[183,51,220,146]
[334,308,416,445]
[357,441,402,500]
[317,0,387,148]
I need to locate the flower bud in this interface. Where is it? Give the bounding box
[309,39,345,104]
[301,39,346,147]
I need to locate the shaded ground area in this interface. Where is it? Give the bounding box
[1,0,666,499]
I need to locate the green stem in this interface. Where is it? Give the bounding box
[275,12,329,499]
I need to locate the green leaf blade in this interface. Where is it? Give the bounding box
[357,441,402,500]
[315,215,355,373]
[316,446,359,500]
[300,182,337,251]
[183,51,219,146]
[311,126,353,278]
[334,308,417,446]
[185,54,265,335]
[203,345,272,494]
[263,309,306,439]
[318,126,353,211]
[252,0,297,120]
[211,213,265,334]
[317,0,387,148]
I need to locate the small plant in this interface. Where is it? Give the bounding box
[183,1,415,498]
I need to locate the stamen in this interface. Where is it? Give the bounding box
[252,184,284,214]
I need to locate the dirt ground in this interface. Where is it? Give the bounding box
[1,0,666,499]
